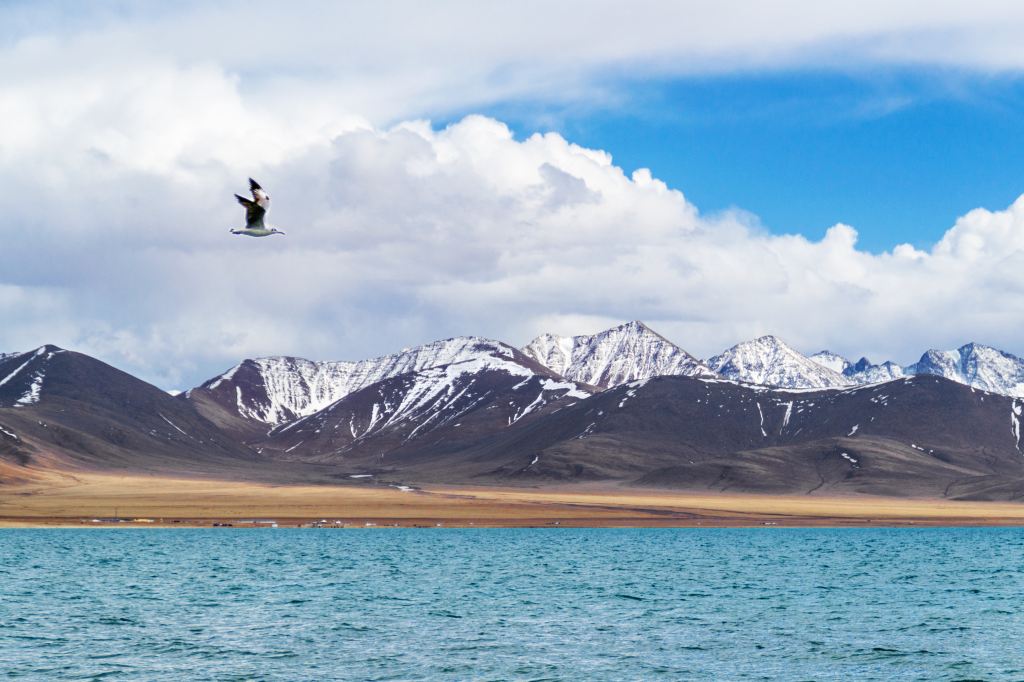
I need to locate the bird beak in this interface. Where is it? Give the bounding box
[276,231,286,235]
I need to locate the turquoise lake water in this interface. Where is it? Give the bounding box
[1,528,1022,680]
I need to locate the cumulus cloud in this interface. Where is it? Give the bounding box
[6,109,1024,387]
[6,3,1024,387]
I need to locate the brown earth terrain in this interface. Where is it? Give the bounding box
[4,470,1024,528]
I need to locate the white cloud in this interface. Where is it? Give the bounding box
[7,2,1024,130]
[6,3,1024,387]
[6,108,1024,387]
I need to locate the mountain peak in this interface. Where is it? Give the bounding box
[620,320,653,333]
[751,334,785,344]
[1,344,64,359]
[851,357,873,373]
[522,321,712,388]
[707,336,851,389]
[956,341,1012,359]
[809,350,852,375]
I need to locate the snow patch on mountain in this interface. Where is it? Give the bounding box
[0,346,55,407]
[15,373,44,406]
[707,336,852,389]
[0,347,45,389]
[523,320,712,388]
[208,363,241,391]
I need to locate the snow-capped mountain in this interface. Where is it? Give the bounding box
[522,320,712,389]
[263,356,588,462]
[189,336,583,426]
[707,336,852,389]
[847,358,905,384]
[810,343,1023,394]
[809,352,905,384]
[809,350,851,375]
[907,343,1024,397]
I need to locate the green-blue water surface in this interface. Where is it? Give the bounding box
[1,528,1022,680]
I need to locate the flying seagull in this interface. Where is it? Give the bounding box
[230,178,285,237]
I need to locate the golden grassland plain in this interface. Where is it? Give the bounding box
[3,470,1024,528]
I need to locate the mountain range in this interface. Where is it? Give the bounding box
[4,321,1024,499]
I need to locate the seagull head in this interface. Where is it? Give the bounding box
[271,228,286,236]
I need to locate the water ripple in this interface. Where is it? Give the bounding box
[1,528,1023,680]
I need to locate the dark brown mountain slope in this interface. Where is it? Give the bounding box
[0,346,259,478]
[433,375,1024,498]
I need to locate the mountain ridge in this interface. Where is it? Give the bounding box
[186,336,572,429]
[808,342,1024,396]
[11,324,1024,401]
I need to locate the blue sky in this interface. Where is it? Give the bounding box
[479,70,1024,252]
[8,2,1024,387]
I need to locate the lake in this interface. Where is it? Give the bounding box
[1,528,1022,680]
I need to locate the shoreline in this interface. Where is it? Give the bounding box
[4,471,1024,528]
[4,519,1024,529]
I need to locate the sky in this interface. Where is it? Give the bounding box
[5,1,1024,388]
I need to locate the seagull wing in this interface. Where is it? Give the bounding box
[249,178,270,208]
[235,194,266,228]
